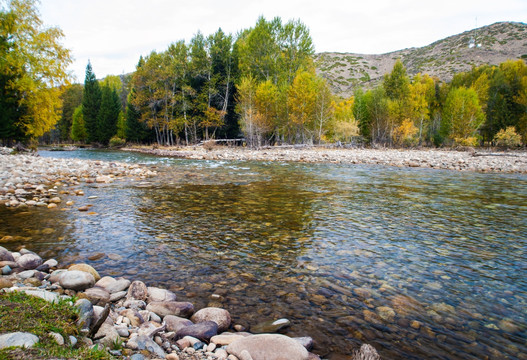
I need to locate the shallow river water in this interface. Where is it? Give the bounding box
[1,150,526,359]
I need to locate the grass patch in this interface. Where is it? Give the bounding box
[0,291,113,360]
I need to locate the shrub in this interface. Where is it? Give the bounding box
[494,126,522,147]
[109,136,126,147]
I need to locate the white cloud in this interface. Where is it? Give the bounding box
[38,0,527,81]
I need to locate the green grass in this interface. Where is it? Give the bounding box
[0,291,114,360]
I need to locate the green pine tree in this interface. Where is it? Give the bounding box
[82,61,101,143]
[97,85,121,144]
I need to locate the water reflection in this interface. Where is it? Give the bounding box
[1,150,525,359]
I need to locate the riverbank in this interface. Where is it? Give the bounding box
[0,245,379,360]
[0,149,157,209]
[123,145,527,173]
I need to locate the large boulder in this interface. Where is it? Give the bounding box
[69,263,101,281]
[59,270,95,291]
[82,287,111,305]
[175,321,218,342]
[191,307,231,332]
[94,323,120,348]
[146,301,194,319]
[227,334,309,360]
[16,253,43,270]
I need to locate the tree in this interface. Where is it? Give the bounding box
[288,70,318,143]
[441,87,485,146]
[0,0,71,144]
[82,61,101,143]
[116,111,126,139]
[57,83,83,142]
[408,73,436,144]
[70,105,87,142]
[236,76,258,146]
[97,84,121,144]
[331,98,359,143]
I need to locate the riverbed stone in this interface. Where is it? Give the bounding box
[96,276,131,294]
[69,263,101,281]
[146,301,194,319]
[110,290,127,302]
[82,286,111,305]
[0,332,39,349]
[191,307,231,332]
[75,298,94,331]
[0,278,13,289]
[175,321,218,342]
[211,334,246,346]
[0,246,14,262]
[95,323,120,348]
[16,253,43,270]
[59,270,95,291]
[376,306,396,322]
[147,286,177,302]
[226,334,309,360]
[164,315,193,332]
[251,318,291,333]
[119,308,145,327]
[21,289,60,303]
[127,280,148,301]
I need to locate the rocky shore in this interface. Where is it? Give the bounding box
[124,145,527,174]
[0,148,157,209]
[0,246,380,360]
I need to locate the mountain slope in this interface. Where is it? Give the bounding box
[315,21,527,97]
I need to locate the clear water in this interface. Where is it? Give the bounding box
[1,149,526,359]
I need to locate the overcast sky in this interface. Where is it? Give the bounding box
[38,0,527,82]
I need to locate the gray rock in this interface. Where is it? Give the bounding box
[96,276,131,294]
[127,334,166,358]
[21,289,60,303]
[83,287,111,305]
[352,344,381,360]
[191,307,231,332]
[17,270,35,279]
[43,258,58,268]
[164,315,193,332]
[294,337,314,351]
[49,331,64,345]
[123,299,146,310]
[49,269,68,283]
[16,253,43,270]
[75,298,94,331]
[119,308,145,327]
[127,280,148,301]
[130,354,145,360]
[146,301,194,319]
[0,332,39,349]
[175,321,218,342]
[94,323,120,348]
[0,246,14,262]
[1,265,11,275]
[59,270,95,291]
[110,290,127,302]
[69,335,78,348]
[147,286,177,302]
[226,334,309,360]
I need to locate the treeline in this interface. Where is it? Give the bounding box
[2,0,526,148]
[57,38,527,149]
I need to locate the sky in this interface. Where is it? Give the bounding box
[38,0,527,82]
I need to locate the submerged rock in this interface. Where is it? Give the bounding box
[251,318,291,333]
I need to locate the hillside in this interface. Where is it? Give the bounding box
[315,21,527,97]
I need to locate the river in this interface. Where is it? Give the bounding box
[1,149,525,359]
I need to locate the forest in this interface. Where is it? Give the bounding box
[2,0,527,148]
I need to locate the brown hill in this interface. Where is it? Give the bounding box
[315,21,527,97]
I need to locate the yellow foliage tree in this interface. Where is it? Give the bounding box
[331,98,359,143]
[392,118,419,147]
[1,0,72,141]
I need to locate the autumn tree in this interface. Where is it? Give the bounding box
[441,87,485,146]
[288,70,318,143]
[57,83,83,142]
[331,98,359,143]
[0,0,71,144]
